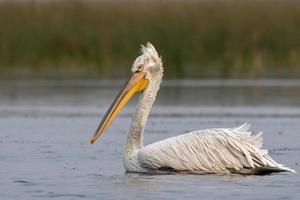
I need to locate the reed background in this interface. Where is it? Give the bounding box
[0,0,300,79]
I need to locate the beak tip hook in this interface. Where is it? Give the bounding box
[90,138,96,144]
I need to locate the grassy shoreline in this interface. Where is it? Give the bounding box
[0,0,300,78]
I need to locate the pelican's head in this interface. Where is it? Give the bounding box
[131,43,163,79]
[90,42,162,144]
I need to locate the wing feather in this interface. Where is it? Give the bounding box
[138,123,295,174]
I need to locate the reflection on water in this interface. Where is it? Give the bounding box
[0,79,299,200]
[1,79,300,118]
[1,79,300,107]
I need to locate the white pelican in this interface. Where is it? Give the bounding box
[90,43,295,175]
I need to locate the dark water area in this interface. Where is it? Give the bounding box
[0,79,300,199]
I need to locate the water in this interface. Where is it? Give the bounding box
[1,79,300,200]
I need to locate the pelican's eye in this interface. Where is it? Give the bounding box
[136,64,144,72]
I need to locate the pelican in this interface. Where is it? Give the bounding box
[90,43,295,175]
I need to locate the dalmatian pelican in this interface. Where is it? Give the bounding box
[90,43,295,175]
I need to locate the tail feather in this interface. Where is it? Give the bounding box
[254,166,296,175]
[234,123,296,174]
[235,122,251,132]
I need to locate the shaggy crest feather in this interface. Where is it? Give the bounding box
[141,42,162,65]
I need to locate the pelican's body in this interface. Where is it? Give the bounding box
[91,43,295,175]
[125,123,293,174]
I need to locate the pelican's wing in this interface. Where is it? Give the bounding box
[138,123,295,174]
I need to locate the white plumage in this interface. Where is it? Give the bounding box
[138,123,294,174]
[92,42,295,175]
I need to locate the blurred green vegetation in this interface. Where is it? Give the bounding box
[0,0,300,79]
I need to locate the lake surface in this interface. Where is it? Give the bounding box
[0,79,300,200]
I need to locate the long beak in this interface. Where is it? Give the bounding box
[90,71,149,144]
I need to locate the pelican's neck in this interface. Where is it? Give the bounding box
[125,74,162,154]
